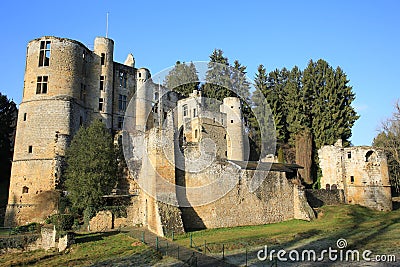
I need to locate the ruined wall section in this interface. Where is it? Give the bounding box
[319,142,392,211]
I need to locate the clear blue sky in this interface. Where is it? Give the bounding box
[0,0,398,146]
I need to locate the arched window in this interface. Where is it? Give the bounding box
[22,186,29,194]
[365,150,377,162]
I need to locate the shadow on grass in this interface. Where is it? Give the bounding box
[222,205,400,266]
[74,230,121,244]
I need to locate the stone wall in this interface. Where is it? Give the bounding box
[89,210,113,232]
[180,162,314,230]
[305,189,345,208]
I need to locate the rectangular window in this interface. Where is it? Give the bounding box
[350,176,355,183]
[39,40,51,67]
[28,146,33,153]
[36,76,48,94]
[118,94,127,111]
[99,98,104,112]
[119,71,127,88]
[193,108,197,117]
[100,76,105,90]
[118,116,124,129]
[183,105,188,117]
[101,53,105,65]
[23,113,27,121]
[347,152,352,159]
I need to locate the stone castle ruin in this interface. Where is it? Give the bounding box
[4,36,392,235]
[318,139,392,211]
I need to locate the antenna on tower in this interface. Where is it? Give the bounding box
[106,12,109,38]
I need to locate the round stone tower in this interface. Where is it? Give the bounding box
[93,37,114,128]
[5,36,90,226]
[223,97,245,161]
[134,68,152,131]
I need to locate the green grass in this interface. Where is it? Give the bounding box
[0,232,162,267]
[175,205,400,255]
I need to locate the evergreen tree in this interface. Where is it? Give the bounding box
[64,120,118,215]
[252,65,277,157]
[202,49,233,104]
[0,93,17,182]
[164,61,200,97]
[285,66,311,144]
[231,60,252,125]
[0,93,17,223]
[304,59,359,148]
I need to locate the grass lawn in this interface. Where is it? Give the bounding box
[0,232,164,267]
[174,205,400,255]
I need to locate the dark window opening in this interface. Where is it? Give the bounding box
[118,94,127,111]
[350,176,355,183]
[183,105,188,117]
[99,98,104,111]
[193,108,197,117]
[28,146,32,153]
[195,129,198,139]
[39,40,51,67]
[326,184,331,190]
[231,119,234,123]
[347,152,352,159]
[22,186,29,194]
[154,92,159,101]
[138,72,142,78]
[224,134,226,139]
[225,151,227,157]
[100,76,105,90]
[79,116,83,126]
[119,71,127,88]
[101,53,105,65]
[118,116,124,129]
[23,113,27,121]
[231,106,233,108]
[36,76,48,94]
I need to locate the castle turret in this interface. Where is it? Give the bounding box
[222,97,245,161]
[93,37,114,128]
[134,68,152,131]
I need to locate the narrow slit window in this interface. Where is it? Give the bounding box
[23,113,27,121]
[347,152,352,159]
[101,53,105,65]
[28,146,33,153]
[100,76,105,90]
[231,119,234,123]
[350,176,355,183]
[99,98,104,112]
[118,116,124,129]
[39,40,51,67]
[195,129,198,139]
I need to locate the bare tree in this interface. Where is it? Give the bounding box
[374,100,400,194]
